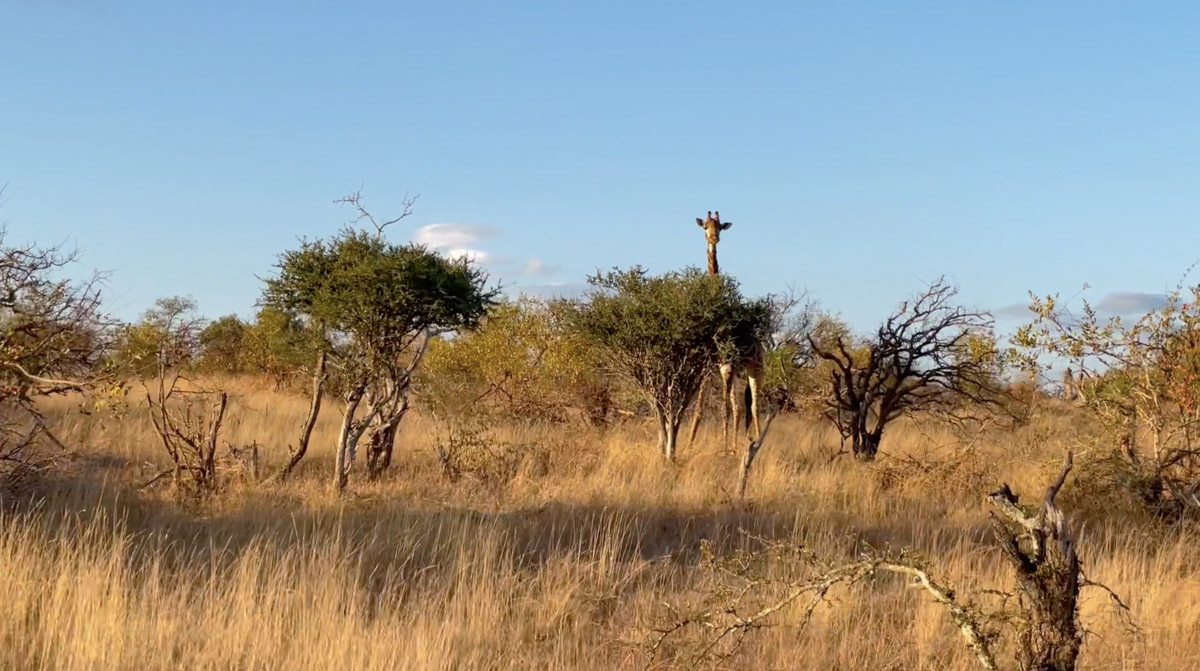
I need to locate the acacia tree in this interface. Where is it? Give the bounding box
[0,224,111,485]
[811,279,1004,461]
[237,308,315,390]
[197,314,247,375]
[112,296,204,377]
[264,194,496,490]
[564,267,765,462]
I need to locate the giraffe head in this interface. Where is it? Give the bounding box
[695,211,733,245]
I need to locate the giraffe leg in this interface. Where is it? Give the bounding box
[727,375,743,452]
[719,363,734,448]
[747,374,761,440]
[688,373,708,444]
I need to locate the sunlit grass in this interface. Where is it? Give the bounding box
[2,390,1195,670]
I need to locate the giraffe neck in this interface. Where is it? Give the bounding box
[707,242,719,276]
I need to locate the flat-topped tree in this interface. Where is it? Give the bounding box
[563,266,765,462]
[264,193,498,490]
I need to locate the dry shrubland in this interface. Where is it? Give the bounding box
[3,203,1197,670]
[1,385,1197,671]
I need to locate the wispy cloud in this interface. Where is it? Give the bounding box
[1096,291,1168,316]
[444,248,491,264]
[413,224,498,250]
[994,302,1034,320]
[994,290,1170,322]
[518,258,560,278]
[414,223,565,285]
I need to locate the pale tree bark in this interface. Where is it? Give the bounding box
[736,413,777,499]
[654,403,686,462]
[334,382,372,492]
[276,349,327,481]
[364,330,430,478]
[335,329,432,490]
[664,417,681,462]
[989,452,1082,671]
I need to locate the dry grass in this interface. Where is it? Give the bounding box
[2,384,1198,670]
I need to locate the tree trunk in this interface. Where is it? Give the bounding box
[277,350,327,481]
[737,414,775,499]
[366,411,403,479]
[990,453,1082,671]
[1017,572,1081,671]
[745,378,759,439]
[334,385,366,492]
[201,392,228,492]
[852,425,882,461]
[664,418,680,462]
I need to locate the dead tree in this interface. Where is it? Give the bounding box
[274,348,327,481]
[736,413,775,499]
[0,220,112,487]
[810,278,1003,461]
[137,298,232,495]
[649,452,1111,671]
[988,452,1081,671]
[736,388,792,499]
[146,373,229,495]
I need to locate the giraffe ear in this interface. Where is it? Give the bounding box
[720,221,733,230]
[696,218,705,227]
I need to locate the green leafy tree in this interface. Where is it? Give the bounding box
[749,295,847,412]
[264,194,497,489]
[112,321,168,377]
[197,314,247,375]
[562,266,763,462]
[420,298,609,423]
[240,308,313,388]
[113,296,202,377]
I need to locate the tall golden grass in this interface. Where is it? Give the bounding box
[3,384,1198,670]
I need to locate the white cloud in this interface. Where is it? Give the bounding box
[444,248,491,264]
[413,224,498,250]
[414,224,564,281]
[518,258,560,277]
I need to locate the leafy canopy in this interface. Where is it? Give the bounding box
[262,229,497,362]
[564,266,767,413]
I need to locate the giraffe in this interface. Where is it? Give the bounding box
[688,211,764,445]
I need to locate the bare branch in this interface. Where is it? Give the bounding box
[809,278,1005,460]
[334,187,419,237]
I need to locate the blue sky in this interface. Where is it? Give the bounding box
[2,1,1198,330]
